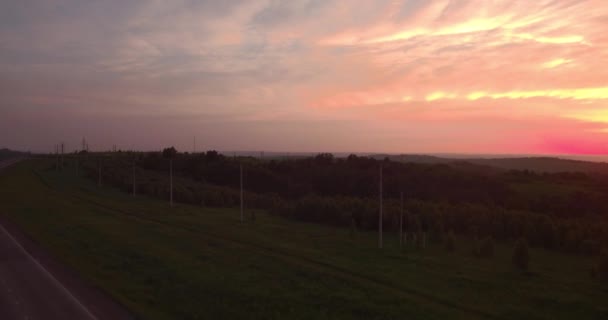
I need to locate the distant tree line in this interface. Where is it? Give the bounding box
[136,152,608,219]
[79,150,608,256]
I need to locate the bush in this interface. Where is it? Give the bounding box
[512,239,530,272]
[444,232,455,252]
[349,215,357,238]
[474,237,494,258]
[597,251,608,282]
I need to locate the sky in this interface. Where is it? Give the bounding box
[1,0,607,154]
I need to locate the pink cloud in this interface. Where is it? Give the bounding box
[2,0,608,154]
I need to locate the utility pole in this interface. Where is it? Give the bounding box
[193,136,196,154]
[132,158,136,197]
[379,164,383,249]
[240,163,244,223]
[399,191,404,248]
[55,144,59,171]
[169,159,173,207]
[60,142,64,170]
[98,158,102,187]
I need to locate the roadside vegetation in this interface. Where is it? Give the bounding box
[0,158,607,319]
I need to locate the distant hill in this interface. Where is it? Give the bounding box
[376,154,608,174]
[463,157,608,174]
[217,151,608,174]
[0,148,29,161]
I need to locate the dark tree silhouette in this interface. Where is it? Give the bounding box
[596,251,608,282]
[162,147,177,158]
[474,237,494,258]
[444,232,456,252]
[512,239,530,272]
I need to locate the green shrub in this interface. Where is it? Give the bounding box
[474,237,494,258]
[444,232,455,252]
[597,251,608,282]
[349,215,357,238]
[512,238,530,272]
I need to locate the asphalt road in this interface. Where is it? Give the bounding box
[0,223,97,319]
[0,158,132,320]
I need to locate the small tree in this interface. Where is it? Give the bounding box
[162,146,177,158]
[349,214,357,239]
[512,239,530,272]
[412,215,422,248]
[595,251,608,282]
[444,232,455,252]
[474,237,494,258]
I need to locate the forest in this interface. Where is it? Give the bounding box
[80,149,608,259]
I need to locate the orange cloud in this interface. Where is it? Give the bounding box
[541,58,572,69]
[3,0,608,154]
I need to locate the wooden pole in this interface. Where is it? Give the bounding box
[379,164,383,249]
[240,164,244,223]
[400,191,403,248]
[170,159,173,207]
[98,158,102,187]
[423,231,427,249]
[60,142,64,170]
[132,159,136,197]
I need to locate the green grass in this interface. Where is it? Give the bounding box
[0,160,607,319]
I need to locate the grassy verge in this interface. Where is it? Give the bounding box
[0,160,606,319]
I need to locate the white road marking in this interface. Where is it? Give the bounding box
[0,157,98,319]
[0,224,98,320]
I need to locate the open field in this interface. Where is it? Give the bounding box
[0,159,607,319]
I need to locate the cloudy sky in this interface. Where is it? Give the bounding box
[1,0,607,154]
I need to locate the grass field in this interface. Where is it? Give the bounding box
[0,160,606,319]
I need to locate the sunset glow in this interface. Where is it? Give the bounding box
[1,0,607,154]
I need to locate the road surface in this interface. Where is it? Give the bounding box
[0,158,132,319]
[0,223,98,319]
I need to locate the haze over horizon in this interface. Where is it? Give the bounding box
[1,0,608,154]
